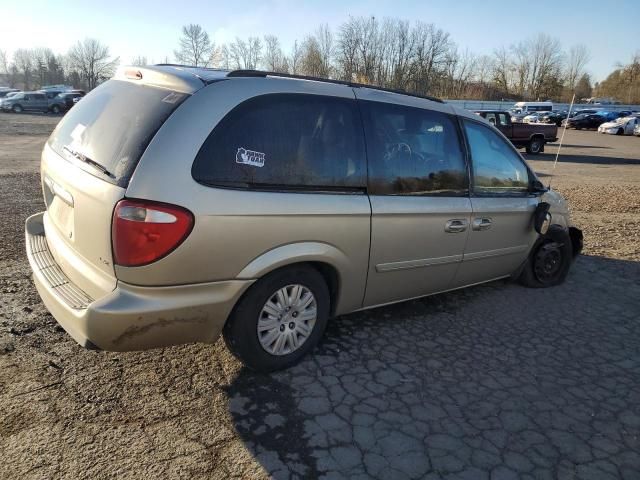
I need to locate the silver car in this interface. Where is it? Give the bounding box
[25,66,583,371]
[2,91,49,113]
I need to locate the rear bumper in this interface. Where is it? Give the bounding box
[26,212,253,351]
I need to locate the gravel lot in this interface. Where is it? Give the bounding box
[1,112,639,479]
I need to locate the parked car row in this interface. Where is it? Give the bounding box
[507,101,640,137]
[564,111,640,135]
[0,88,85,114]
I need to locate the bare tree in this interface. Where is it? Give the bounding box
[315,24,334,77]
[527,33,563,99]
[336,17,360,81]
[565,44,590,92]
[289,40,302,75]
[492,46,512,97]
[611,51,640,104]
[473,54,493,97]
[443,48,476,98]
[31,47,65,87]
[299,35,331,77]
[384,18,415,90]
[0,49,7,74]
[262,35,289,72]
[131,56,148,66]
[410,22,453,96]
[229,37,262,69]
[174,24,217,67]
[511,41,530,97]
[68,38,119,90]
[13,49,34,90]
[217,45,231,69]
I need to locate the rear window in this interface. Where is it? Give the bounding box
[192,93,366,191]
[48,80,188,187]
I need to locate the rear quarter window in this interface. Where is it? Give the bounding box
[192,93,366,191]
[48,80,188,187]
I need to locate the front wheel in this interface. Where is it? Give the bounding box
[51,104,61,114]
[519,230,573,288]
[223,265,330,372]
[526,137,544,154]
[12,104,23,113]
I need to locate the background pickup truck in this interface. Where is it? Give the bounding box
[474,110,558,154]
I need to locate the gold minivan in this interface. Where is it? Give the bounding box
[25,66,582,371]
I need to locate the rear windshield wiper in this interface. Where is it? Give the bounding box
[63,145,115,179]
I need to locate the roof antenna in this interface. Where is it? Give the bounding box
[549,93,575,189]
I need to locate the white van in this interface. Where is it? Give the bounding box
[512,102,553,114]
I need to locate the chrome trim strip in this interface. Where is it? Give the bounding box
[376,254,463,273]
[44,175,74,207]
[463,244,529,261]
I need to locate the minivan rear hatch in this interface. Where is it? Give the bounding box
[42,70,194,299]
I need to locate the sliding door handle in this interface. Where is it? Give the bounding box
[445,219,468,233]
[472,218,492,231]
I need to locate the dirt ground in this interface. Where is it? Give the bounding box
[0,112,639,479]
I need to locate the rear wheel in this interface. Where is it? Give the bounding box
[223,265,330,372]
[526,137,544,154]
[12,104,23,113]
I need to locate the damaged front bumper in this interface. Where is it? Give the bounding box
[569,226,583,258]
[25,212,253,351]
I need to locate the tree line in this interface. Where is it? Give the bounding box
[0,39,119,91]
[1,17,639,104]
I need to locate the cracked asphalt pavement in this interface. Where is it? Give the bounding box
[1,113,639,479]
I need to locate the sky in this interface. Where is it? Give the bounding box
[0,0,638,82]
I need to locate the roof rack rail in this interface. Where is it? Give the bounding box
[154,63,229,72]
[227,69,444,104]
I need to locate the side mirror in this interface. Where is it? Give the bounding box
[534,202,552,235]
[530,179,547,194]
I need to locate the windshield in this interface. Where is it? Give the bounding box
[48,80,189,187]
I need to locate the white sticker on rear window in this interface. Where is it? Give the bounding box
[70,123,86,142]
[161,92,184,104]
[236,147,265,168]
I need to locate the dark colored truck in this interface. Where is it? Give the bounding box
[474,110,558,154]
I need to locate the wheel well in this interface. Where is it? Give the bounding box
[232,261,341,320]
[530,134,545,141]
[307,262,340,317]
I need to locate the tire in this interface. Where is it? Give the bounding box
[12,104,23,113]
[526,137,544,154]
[51,105,61,114]
[616,128,623,136]
[223,265,330,372]
[518,226,573,288]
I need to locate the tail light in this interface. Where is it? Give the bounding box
[112,199,194,267]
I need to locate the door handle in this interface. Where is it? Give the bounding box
[445,219,468,233]
[472,218,492,231]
